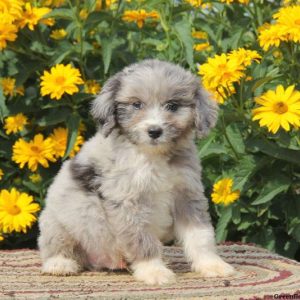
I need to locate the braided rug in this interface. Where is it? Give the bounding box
[0,243,300,299]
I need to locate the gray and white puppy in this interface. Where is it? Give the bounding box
[38,59,234,285]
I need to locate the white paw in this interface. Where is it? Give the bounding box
[192,253,235,277]
[42,255,80,276]
[132,258,176,285]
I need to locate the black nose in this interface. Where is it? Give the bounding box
[148,126,163,139]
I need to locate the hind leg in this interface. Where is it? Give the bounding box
[38,210,85,275]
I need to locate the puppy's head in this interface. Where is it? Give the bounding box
[91,59,218,152]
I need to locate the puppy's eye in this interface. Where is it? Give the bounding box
[165,102,179,112]
[132,101,143,110]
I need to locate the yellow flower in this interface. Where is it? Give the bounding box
[273,50,283,59]
[18,3,51,31]
[29,173,42,183]
[95,0,102,10]
[50,28,67,39]
[40,64,84,100]
[192,30,208,39]
[194,42,210,51]
[79,8,88,20]
[211,178,240,206]
[16,85,24,95]
[95,0,117,10]
[258,5,300,50]
[274,5,300,43]
[40,17,55,26]
[12,134,56,172]
[228,48,261,66]
[198,53,245,104]
[283,0,300,5]
[50,127,84,158]
[84,80,101,95]
[198,49,260,104]
[1,77,15,97]
[40,0,65,7]
[0,188,40,234]
[4,113,28,135]
[185,0,202,7]
[199,53,245,89]
[0,168,3,180]
[258,24,287,51]
[79,122,87,133]
[122,9,159,28]
[1,77,23,97]
[0,0,23,21]
[201,3,212,9]
[252,85,300,134]
[214,85,236,104]
[220,0,249,3]
[0,17,18,50]
[0,234,3,241]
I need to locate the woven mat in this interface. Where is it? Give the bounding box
[0,243,300,300]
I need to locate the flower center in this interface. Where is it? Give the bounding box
[8,204,21,215]
[295,19,300,26]
[219,183,231,196]
[273,101,288,114]
[31,146,40,153]
[55,76,66,85]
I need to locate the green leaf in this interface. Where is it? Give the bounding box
[200,144,227,160]
[237,215,253,231]
[247,138,300,166]
[283,240,299,258]
[45,8,75,20]
[252,76,275,92]
[250,228,276,251]
[101,38,125,74]
[51,49,73,65]
[233,156,268,191]
[290,224,300,243]
[101,38,113,74]
[223,28,244,50]
[22,180,41,193]
[63,113,81,160]
[197,134,214,158]
[0,140,13,159]
[36,107,72,127]
[174,18,194,67]
[85,11,111,27]
[225,123,245,154]
[216,206,232,242]
[232,205,241,225]
[0,86,9,122]
[252,176,290,205]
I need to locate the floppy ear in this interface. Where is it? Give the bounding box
[91,72,123,137]
[194,86,219,138]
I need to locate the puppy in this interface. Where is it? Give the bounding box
[38,59,234,285]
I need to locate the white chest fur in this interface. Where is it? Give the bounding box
[84,133,179,244]
[147,189,174,243]
[103,148,176,243]
[135,159,175,243]
[131,155,175,243]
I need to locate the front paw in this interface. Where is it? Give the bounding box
[42,255,80,276]
[192,253,235,277]
[132,258,176,285]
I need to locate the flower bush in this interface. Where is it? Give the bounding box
[0,0,300,260]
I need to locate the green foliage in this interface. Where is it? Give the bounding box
[0,0,300,261]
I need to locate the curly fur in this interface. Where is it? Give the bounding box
[38,59,234,285]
